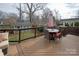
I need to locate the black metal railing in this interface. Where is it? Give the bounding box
[1,26,79,43]
[0,27,44,43]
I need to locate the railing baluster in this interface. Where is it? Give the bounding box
[34,28,36,38]
[18,29,21,43]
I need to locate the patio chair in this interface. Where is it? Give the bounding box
[0,32,9,56]
[56,31,62,40]
[0,49,4,56]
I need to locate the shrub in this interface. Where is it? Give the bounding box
[75,22,79,27]
[65,23,69,27]
[37,27,44,32]
[71,23,73,27]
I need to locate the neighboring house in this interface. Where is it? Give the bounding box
[59,18,79,27]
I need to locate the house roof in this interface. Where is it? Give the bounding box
[61,18,79,21]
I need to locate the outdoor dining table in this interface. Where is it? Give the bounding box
[46,29,59,40]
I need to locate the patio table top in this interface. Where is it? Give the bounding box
[46,29,59,33]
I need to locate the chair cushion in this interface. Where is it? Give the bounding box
[0,40,8,49]
[56,32,61,37]
[0,49,4,56]
[0,32,8,42]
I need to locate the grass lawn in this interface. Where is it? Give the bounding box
[20,30,34,40]
[9,30,43,42]
[9,30,34,41]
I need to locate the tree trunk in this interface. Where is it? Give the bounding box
[29,13,32,23]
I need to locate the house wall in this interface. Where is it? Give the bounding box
[60,19,79,27]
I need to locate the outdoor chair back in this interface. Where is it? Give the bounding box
[0,32,9,55]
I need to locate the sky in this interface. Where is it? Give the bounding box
[0,3,79,19]
[0,3,18,14]
[48,3,79,19]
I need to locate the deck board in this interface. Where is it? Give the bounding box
[7,34,79,56]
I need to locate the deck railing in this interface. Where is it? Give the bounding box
[0,27,44,43]
[0,27,79,43]
[59,27,79,36]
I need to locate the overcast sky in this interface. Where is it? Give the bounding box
[0,3,18,13]
[0,3,79,19]
[48,3,79,19]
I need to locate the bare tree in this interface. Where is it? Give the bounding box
[41,8,58,26]
[16,3,22,20]
[53,9,61,26]
[16,3,47,27]
[23,3,47,26]
[42,8,51,24]
[0,10,8,20]
[3,13,18,25]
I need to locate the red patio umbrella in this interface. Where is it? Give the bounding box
[47,14,56,28]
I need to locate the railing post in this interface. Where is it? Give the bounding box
[34,27,36,38]
[18,29,21,43]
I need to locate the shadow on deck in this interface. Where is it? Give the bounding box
[7,34,79,56]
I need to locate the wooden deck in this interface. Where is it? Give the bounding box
[7,34,79,56]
